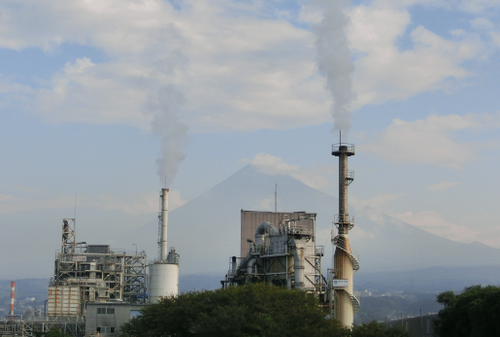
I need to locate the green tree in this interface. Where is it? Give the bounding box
[434,285,500,337]
[121,283,410,337]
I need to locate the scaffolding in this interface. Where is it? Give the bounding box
[49,219,147,319]
[0,318,85,337]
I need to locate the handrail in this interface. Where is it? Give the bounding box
[331,143,355,153]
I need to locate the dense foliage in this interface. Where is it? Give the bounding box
[121,283,409,337]
[434,285,500,337]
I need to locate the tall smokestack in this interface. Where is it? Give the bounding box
[149,187,180,302]
[10,281,15,319]
[160,188,169,261]
[331,141,360,327]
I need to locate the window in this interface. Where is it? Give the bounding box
[106,308,115,314]
[97,307,115,314]
[96,327,115,334]
[97,308,105,314]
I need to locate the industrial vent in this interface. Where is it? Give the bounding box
[87,245,110,254]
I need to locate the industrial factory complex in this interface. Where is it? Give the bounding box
[1,188,179,337]
[223,141,359,327]
[1,141,360,336]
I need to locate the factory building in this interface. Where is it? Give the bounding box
[2,142,360,335]
[1,188,179,337]
[85,302,145,337]
[223,141,360,327]
[223,210,327,298]
[48,218,147,320]
[47,218,146,319]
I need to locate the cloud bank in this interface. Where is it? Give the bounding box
[0,0,495,133]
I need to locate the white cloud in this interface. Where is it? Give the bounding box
[87,192,159,216]
[0,193,75,215]
[426,181,460,192]
[351,193,405,210]
[0,189,187,216]
[246,153,334,190]
[347,5,483,108]
[371,0,443,8]
[167,189,188,211]
[35,58,153,127]
[0,75,35,109]
[87,189,187,215]
[458,0,500,13]
[470,17,495,30]
[248,153,301,176]
[252,195,276,212]
[0,0,496,132]
[390,210,500,247]
[371,0,500,14]
[0,0,330,132]
[0,0,182,54]
[174,2,330,131]
[489,31,500,48]
[362,113,499,169]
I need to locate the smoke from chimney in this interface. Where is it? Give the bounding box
[146,85,189,185]
[312,0,356,135]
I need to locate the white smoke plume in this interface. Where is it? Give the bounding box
[312,0,356,135]
[146,85,189,185]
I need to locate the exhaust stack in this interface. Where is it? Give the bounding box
[10,281,15,319]
[331,141,360,327]
[160,188,169,261]
[149,188,180,303]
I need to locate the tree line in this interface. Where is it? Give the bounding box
[121,283,409,337]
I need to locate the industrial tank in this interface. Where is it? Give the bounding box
[148,263,179,302]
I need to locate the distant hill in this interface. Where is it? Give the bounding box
[356,265,500,294]
[116,164,500,280]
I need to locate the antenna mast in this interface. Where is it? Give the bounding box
[74,193,77,221]
[274,183,277,212]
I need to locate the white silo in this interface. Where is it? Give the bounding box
[148,188,180,303]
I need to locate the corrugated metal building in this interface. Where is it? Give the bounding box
[225,210,325,298]
[240,210,316,257]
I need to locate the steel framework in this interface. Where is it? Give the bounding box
[49,219,147,319]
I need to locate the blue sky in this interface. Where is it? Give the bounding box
[2,0,500,278]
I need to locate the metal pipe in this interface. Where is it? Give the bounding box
[231,256,237,276]
[339,146,348,228]
[160,188,169,261]
[292,240,305,290]
[245,259,256,284]
[255,222,278,247]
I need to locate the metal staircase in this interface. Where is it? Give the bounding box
[332,233,360,272]
[345,289,361,315]
[332,231,361,316]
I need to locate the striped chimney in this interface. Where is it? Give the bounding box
[10,281,15,318]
